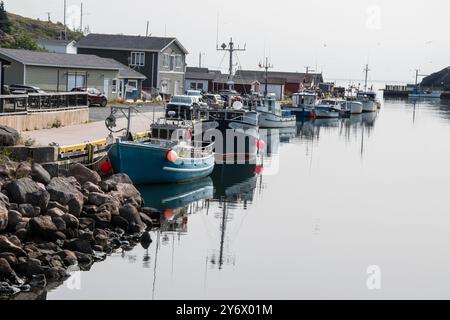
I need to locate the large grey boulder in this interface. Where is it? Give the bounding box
[28,216,60,241]
[0,235,26,257]
[69,163,101,185]
[0,126,19,146]
[31,163,51,185]
[4,178,50,211]
[0,202,7,231]
[46,177,84,217]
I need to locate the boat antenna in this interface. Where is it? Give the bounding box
[259,57,273,97]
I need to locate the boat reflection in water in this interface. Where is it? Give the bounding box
[138,178,214,234]
[207,163,262,269]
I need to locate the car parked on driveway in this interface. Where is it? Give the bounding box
[71,87,108,107]
[9,84,46,94]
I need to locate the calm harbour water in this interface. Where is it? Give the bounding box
[47,94,450,300]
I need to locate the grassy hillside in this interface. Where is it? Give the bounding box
[0,12,83,49]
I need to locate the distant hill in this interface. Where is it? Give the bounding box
[0,12,83,49]
[421,67,450,91]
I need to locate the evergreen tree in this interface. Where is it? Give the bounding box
[0,1,11,34]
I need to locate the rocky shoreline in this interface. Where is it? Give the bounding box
[0,160,158,299]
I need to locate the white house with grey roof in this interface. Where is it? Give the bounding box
[0,48,146,101]
[35,39,77,54]
[76,33,189,97]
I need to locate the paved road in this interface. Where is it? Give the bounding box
[89,104,165,122]
[24,109,165,146]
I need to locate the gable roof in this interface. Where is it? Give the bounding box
[185,67,221,81]
[76,33,189,54]
[0,48,122,70]
[236,70,323,84]
[213,74,260,85]
[104,59,147,79]
[35,38,75,47]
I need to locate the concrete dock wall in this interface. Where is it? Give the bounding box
[0,108,89,132]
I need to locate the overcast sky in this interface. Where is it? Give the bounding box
[6,0,450,83]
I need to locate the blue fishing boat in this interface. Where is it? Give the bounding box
[105,107,215,185]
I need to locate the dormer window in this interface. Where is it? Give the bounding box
[130,52,145,67]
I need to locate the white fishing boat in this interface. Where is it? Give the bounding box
[256,94,297,128]
[341,101,363,114]
[356,92,378,112]
[356,64,379,112]
[314,99,342,119]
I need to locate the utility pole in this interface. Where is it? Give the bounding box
[199,52,202,68]
[146,21,149,37]
[45,12,51,22]
[80,3,83,33]
[63,0,67,40]
[259,57,273,97]
[217,38,246,92]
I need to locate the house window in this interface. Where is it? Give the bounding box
[163,54,170,67]
[197,82,204,90]
[169,55,175,71]
[67,73,86,91]
[190,82,196,89]
[130,52,145,67]
[112,79,118,93]
[176,55,183,68]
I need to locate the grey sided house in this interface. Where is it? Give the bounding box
[0,48,146,101]
[76,33,189,97]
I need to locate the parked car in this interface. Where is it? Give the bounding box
[166,95,203,120]
[71,87,108,107]
[219,89,241,105]
[2,85,11,95]
[9,84,46,94]
[203,93,225,108]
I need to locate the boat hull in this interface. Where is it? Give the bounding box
[314,108,340,119]
[361,100,377,112]
[258,111,296,128]
[409,93,441,99]
[108,141,215,184]
[282,107,315,120]
[201,117,259,163]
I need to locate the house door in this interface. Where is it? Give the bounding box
[118,80,125,98]
[174,80,179,96]
[103,78,110,98]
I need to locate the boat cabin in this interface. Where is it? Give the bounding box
[292,92,318,107]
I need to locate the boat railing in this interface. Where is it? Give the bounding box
[173,141,215,159]
[206,111,258,126]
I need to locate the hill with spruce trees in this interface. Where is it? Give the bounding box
[0,1,83,50]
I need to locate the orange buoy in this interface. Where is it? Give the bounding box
[166,150,178,163]
[164,209,174,220]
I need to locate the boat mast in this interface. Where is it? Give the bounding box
[217,38,246,105]
[364,64,370,92]
[260,57,273,98]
